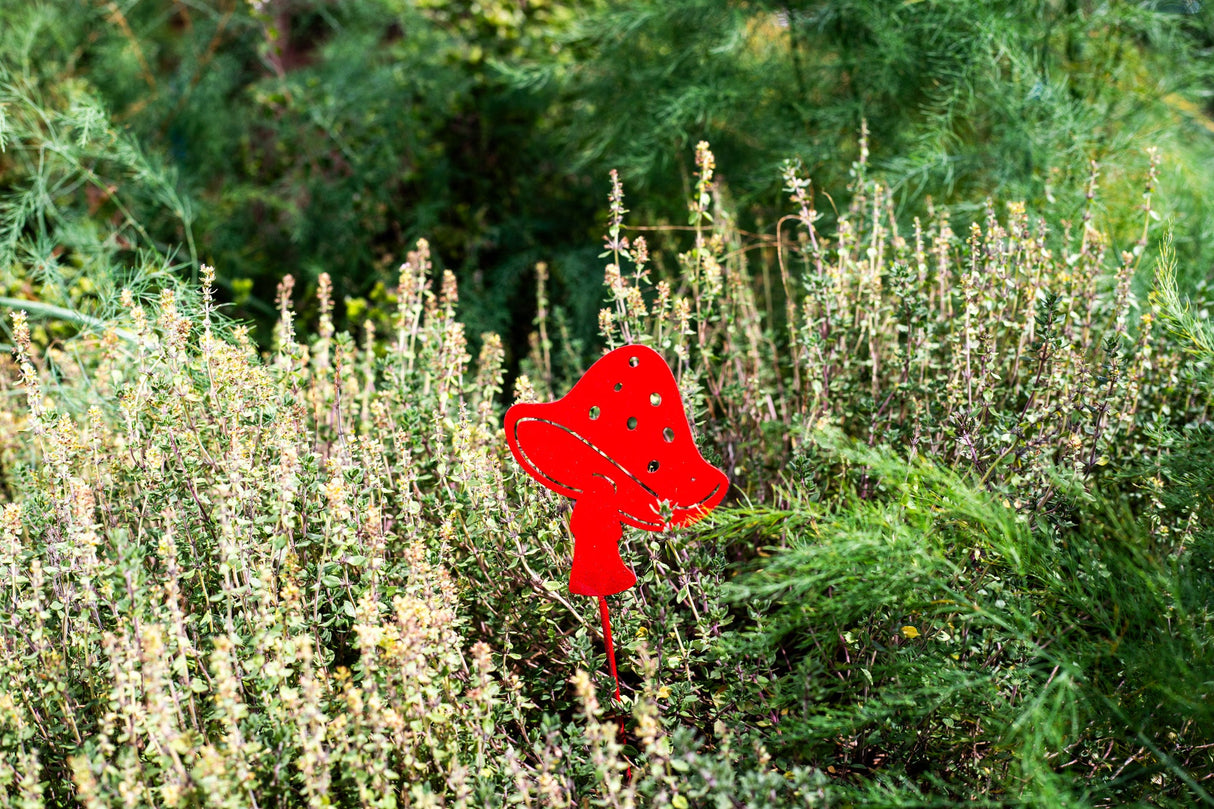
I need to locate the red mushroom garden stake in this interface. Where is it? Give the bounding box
[504,344,729,713]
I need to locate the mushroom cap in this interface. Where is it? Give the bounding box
[505,344,728,530]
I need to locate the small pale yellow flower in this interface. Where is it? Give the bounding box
[901,625,921,639]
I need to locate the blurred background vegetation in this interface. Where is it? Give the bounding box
[3,0,1214,365]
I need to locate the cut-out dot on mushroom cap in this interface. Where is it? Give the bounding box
[614,382,623,392]
[647,460,660,473]
[650,392,661,406]
[589,406,601,420]
[663,427,675,442]
[627,416,638,430]
[628,356,639,367]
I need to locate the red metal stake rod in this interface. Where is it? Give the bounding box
[597,595,622,704]
[597,595,630,780]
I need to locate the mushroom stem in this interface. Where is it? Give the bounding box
[568,493,637,597]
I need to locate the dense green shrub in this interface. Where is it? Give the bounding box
[0,0,611,349]
[0,252,819,806]
[589,140,1209,508]
[717,436,1213,805]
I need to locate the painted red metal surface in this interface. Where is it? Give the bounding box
[504,344,729,597]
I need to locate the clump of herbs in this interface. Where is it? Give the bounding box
[0,141,1210,807]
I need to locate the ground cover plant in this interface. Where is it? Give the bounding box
[1,136,1212,806]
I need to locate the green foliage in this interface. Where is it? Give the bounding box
[535,0,1214,292]
[548,1,1214,195]
[0,7,192,340]
[7,0,1214,359]
[0,117,1212,808]
[0,0,606,349]
[717,436,1213,805]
